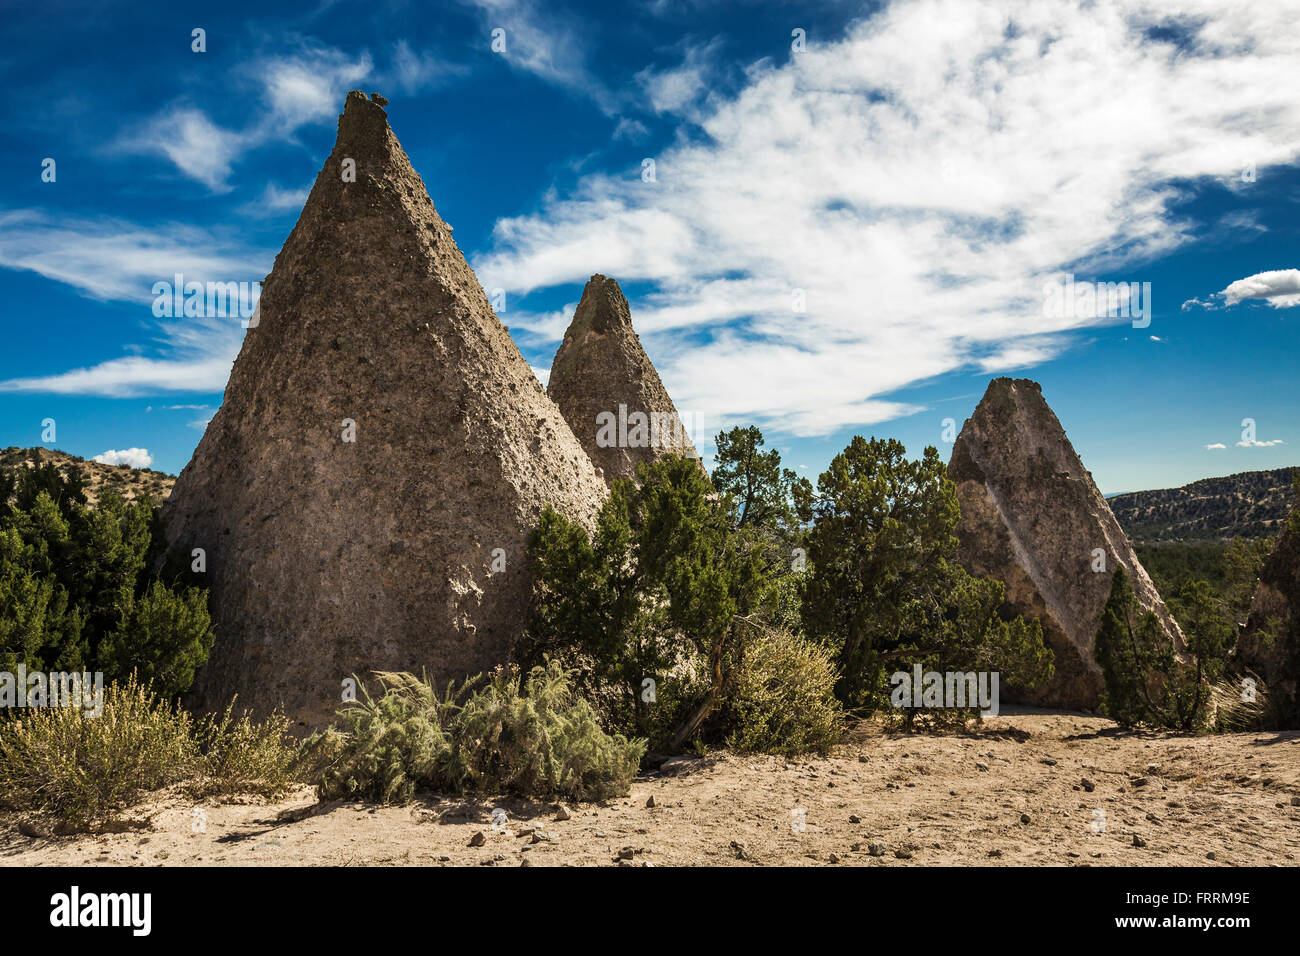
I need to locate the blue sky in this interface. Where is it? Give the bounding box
[1,0,1297,494]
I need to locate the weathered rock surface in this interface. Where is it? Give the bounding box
[547,275,702,485]
[947,377,1183,710]
[164,91,607,726]
[1234,499,1299,725]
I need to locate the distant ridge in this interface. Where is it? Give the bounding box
[0,446,174,505]
[1110,467,1298,544]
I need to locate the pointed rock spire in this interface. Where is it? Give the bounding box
[163,91,607,726]
[547,274,702,485]
[948,377,1184,710]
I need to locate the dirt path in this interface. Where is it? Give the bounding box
[4,710,1298,867]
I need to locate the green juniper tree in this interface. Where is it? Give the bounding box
[0,460,215,696]
[1094,566,1233,732]
[527,454,763,749]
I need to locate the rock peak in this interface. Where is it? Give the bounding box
[570,274,634,336]
[548,274,703,485]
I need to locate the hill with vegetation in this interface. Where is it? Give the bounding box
[1109,467,1297,544]
[0,446,174,506]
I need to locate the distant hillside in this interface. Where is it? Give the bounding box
[1110,467,1298,544]
[0,446,175,506]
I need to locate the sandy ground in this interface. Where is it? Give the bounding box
[4,709,1298,867]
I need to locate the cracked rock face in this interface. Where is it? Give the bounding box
[164,91,607,727]
[948,377,1184,711]
[547,274,702,485]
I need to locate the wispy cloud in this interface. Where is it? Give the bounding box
[474,0,1300,437]
[0,316,243,398]
[460,0,616,112]
[116,41,372,190]
[0,210,270,303]
[635,38,723,117]
[388,39,469,94]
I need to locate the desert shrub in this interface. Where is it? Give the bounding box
[310,662,645,804]
[0,675,196,828]
[449,663,644,800]
[309,671,458,803]
[192,702,298,798]
[721,625,844,756]
[0,676,299,829]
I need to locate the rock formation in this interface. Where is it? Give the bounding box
[164,91,608,727]
[547,274,702,485]
[947,377,1184,711]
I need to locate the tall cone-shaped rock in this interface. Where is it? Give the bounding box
[547,275,702,485]
[947,378,1184,711]
[1234,491,1300,727]
[164,91,607,727]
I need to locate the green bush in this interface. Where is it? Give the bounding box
[721,626,844,756]
[310,662,645,804]
[0,676,298,829]
[99,581,215,698]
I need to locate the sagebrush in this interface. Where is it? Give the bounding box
[307,661,645,804]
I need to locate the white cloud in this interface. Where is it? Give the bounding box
[474,0,1300,437]
[1204,443,1226,450]
[0,315,244,397]
[92,448,154,469]
[1237,438,1285,448]
[128,107,248,192]
[257,45,373,129]
[530,365,550,388]
[1221,269,1300,309]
